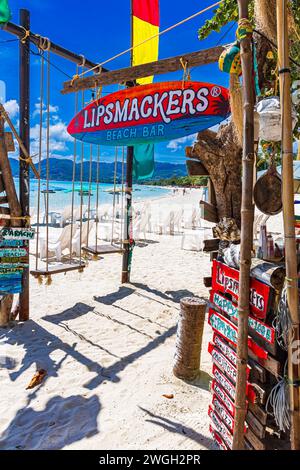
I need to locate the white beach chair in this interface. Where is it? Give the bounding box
[156,210,175,235]
[184,206,198,230]
[133,212,151,241]
[39,224,76,262]
[72,220,95,255]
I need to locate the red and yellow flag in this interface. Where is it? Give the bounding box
[132,0,160,84]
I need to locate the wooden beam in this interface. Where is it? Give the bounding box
[200,200,218,223]
[61,46,224,94]
[186,159,209,176]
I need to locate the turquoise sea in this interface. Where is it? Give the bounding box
[13,178,171,212]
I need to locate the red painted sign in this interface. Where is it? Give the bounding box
[212,260,271,320]
[212,395,235,433]
[209,309,268,360]
[211,291,275,345]
[67,81,230,146]
[209,424,228,451]
[208,341,250,381]
[208,405,233,449]
[212,364,257,404]
[211,380,235,417]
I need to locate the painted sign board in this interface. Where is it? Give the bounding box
[212,364,257,404]
[209,424,228,451]
[208,405,233,449]
[0,239,26,247]
[0,247,28,258]
[212,260,271,320]
[209,342,239,382]
[0,227,35,240]
[212,395,235,434]
[208,309,268,360]
[211,380,235,417]
[0,279,22,294]
[67,81,230,146]
[211,291,275,345]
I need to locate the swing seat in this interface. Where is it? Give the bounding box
[82,244,124,255]
[30,261,86,277]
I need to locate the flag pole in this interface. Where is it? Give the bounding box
[121,0,134,283]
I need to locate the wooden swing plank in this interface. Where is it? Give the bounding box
[30,262,86,276]
[82,244,124,255]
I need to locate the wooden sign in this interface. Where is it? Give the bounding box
[0,279,22,294]
[209,342,245,382]
[212,364,257,404]
[212,395,235,433]
[0,247,28,258]
[0,239,26,247]
[211,379,235,417]
[212,260,271,320]
[211,291,275,345]
[209,424,228,451]
[208,309,268,360]
[0,227,35,240]
[213,334,238,367]
[208,405,233,449]
[67,81,230,146]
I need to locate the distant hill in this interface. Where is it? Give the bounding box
[9,158,187,183]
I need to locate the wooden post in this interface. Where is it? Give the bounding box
[276,0,300,450]
[173,297,207,381]
[233,0,256,450]
[122,0,134,284]
[19,9,30,321]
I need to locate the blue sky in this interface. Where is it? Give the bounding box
[0,0,235,164]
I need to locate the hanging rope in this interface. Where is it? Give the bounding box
[69,67,79,261]
[273,284,295,350]
[95,145,101,253]
[72,1,223,81]
[111,147,118,245]
[120,146,125,245]
[86,143,93,250]
[45,50,51,276]
[35,52,45,271]
[266,361,290,433]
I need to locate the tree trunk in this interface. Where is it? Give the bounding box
[187,122,242,227]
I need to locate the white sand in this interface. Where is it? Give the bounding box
[0,189,283,450]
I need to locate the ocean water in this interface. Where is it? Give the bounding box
[13,178,170,213]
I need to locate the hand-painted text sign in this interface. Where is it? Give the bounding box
[209,424,228,451]
[208,405,233,449]
[212,291,275,345]
[211,380,235,417]
[209,343,239,382]
[0,227,35,240]
[0,247,28,258]
[212,364,256,404]
[68,81,230,146]
[0,279,22,294]
[213,334,238,367]
[0,239,26,247]
[212,260,271,320]
[209,309,268,359]
[212,395,235,434]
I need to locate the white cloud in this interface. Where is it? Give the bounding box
[30,120,73,161]
[167,134,197,152]
[32,100,59,118]
[3,99,19,120]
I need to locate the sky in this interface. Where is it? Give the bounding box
[0,0,236,164]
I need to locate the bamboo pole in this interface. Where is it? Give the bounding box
[276,0,300,450]
[233,0,256,450]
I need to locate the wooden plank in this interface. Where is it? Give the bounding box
[0,206,10,215]
[210,251,218,262]
[82,244,123,255]
[245,427,266,450]
[186,159,209,176]
[30,262,85,276]
[4,132,15,152]
[246,410,266,439]
[200,200,218,223]
[203,238,219,252]
[248,402,268,426]
[61,46,224,94]
[248,349,281,378]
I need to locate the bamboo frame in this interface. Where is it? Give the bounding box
[276,0,300,450]
[233,0,256,450]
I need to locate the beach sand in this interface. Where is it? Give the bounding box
[0,189,284,450]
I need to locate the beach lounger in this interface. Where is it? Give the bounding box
[39,223,76,262]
